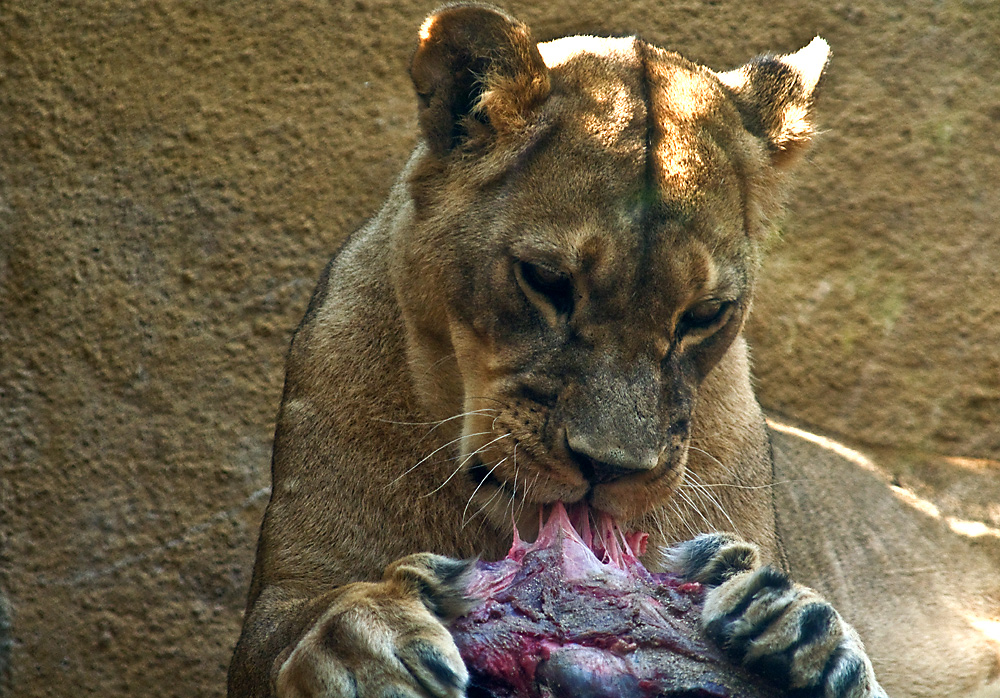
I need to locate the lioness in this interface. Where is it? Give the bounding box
[229,4,1000,698]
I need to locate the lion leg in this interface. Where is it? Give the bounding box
[666,533,889,698]
[276,553,473,698]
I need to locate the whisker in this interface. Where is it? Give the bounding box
[422,433,511,498]
[462,457,508,523]
[685,446,767,536]
[465,473,508,531]
[483,481,509,527]
[688,448,805,489]
[649,508,666,546]
[682,470,722,512]
[683,478,806,491]
[516,475,537,524]
[675,487,716,532]
[507,442,523,523]
[462,395,509,406]
[426,352,459,373]
[507,462,518,522]
[683,473,741,536]
[389,430,492,488]
[514,445,534,523]
[687,445,740,476]
[667,498,698,539]
[374,408,497,428]
[652,504,693,552]
[456,432,511,470]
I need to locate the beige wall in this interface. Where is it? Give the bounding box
[2,0,997,696]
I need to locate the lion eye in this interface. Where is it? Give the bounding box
[515,261,574,317]
[680,299,732,333]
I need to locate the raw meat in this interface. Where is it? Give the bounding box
[450,503,782,698]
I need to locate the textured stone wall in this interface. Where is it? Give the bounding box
[1,1,997,696]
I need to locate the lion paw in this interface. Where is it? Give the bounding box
[666,534,889,698]
[276,553,473,698]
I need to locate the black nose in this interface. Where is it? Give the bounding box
[571,451,637,485]
[566,441,644,485]
[564,427,660,485]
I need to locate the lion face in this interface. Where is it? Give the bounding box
[395,8,827,528]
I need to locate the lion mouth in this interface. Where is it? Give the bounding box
[466,456,622,512]
[465,444,682,529]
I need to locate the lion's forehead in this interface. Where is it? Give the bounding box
[513,36,752,254]
[539,34,742,195]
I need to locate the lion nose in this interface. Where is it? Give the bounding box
[565,431,659,486]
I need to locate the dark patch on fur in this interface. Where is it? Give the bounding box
[743,646,795,689]
[430,556,475,591]
[636,38,658,273]
[754,565,792,592]
[821,646,867,698]
[704,544,758,586]
[705,566,793,654]
[404,639,465,692]
[681,534,729,581]
[391,556,473,620]
[796,603,837,647]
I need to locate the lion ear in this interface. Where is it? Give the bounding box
[716,37,831,168]
[410,3,550,156]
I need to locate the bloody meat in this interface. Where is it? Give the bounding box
[450,503,783,698]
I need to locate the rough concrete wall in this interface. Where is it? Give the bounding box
[1,1,997,697]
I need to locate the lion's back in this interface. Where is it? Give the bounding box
[770,420,1000,697]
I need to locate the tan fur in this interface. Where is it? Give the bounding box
[229,5,999,698]
[771,427,1000,696]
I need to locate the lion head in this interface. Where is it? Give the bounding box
[389,4,828,528]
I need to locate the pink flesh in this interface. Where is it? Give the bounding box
[451,503,783,698]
